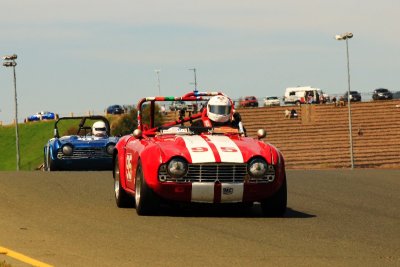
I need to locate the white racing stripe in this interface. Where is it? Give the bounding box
[206,135,244,163]
[181,135,215,163]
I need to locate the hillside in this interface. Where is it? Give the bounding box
[0,121,55,170]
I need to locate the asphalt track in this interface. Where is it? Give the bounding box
[0,170,399,267]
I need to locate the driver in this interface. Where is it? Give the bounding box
[92,121,107,137]
[193,95,246,135]
[205,95,233,127]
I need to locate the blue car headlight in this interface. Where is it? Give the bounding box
[167,158,188,178]
[106,143,115,155]
[62,144,73,156]
[248,158,267,178]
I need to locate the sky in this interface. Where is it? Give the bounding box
[0,0,399,124]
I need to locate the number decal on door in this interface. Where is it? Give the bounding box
[126,154,133,181]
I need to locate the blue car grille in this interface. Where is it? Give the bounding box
[57,147,111,159]
[158,163,275,183]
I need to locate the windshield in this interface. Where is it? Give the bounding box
[376,89,388,93]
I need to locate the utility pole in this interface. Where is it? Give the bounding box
[3,54,20,171]
[335,32,354,169]
[189,68,198,93]
[155,69,161,95]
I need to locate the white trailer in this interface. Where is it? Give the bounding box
[283,86,323,105]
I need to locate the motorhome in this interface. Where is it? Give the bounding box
[283,86,323,105]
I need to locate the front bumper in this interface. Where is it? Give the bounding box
[154,181,281,203]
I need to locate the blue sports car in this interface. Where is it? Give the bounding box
[26,111,57,122]
[43,116,119,171]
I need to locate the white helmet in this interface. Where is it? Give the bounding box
[207,95,232,123]
[92,121,107,137]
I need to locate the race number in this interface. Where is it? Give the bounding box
[126,154,133,181]
[191,147,209,152]
[220,147,238,152]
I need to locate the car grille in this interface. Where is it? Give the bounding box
[57,147,111,159]
[158,163,275,183]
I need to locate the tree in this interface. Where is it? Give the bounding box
[111,106,137,136]
[110,104,164,136]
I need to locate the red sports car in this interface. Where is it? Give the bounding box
[239,96,259,107]
[113,91,287,216]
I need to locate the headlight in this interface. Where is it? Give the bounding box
[167,158,188,178]
[248,158,267,178]
[62,144,73,156]
[106,143,115,155]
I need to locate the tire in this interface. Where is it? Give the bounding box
[295,101,301,106]
[135,161,159,215]
[114,157,134,208]
[261,176,287,217]
[45,148,57,171]
[43,152,48,171]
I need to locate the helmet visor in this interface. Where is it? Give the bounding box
[95,127,106,132]
[209,105,231,116]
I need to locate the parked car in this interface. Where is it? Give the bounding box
[106,105,124,115]
[372,88,393,100]
[343,91,362,102]
[263,96,280,107]
[112,91,287,216]
[26,111,57,122]
[43,116,119,171]
[240,96,259,107]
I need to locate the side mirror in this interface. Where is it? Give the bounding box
[257,129,267,140]
[133,129,143,139]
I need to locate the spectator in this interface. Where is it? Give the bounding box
[332,96,337,105]
[160,105,166,115]
[319,94,326,104]
[290,108,298,119]
[285,109,290,119]
[307,94,313,104]
[358,127,363,136]
[338,96,345,107]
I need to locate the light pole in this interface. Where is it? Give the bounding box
[335,32,354,169]
[189,68,198,93]
[3,54,20,171]
[155,69,161,95]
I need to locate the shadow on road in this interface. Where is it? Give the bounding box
[284,207,316,218]
[155,203,316,218]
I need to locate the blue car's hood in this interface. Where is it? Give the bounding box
[47,135,119,149]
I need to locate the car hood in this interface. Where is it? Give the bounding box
[54,135,119,146]
[148,134,279,164]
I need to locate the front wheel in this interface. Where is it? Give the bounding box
[114,157,134,208]
[45,148,57,171]
[261,177,287,217]
[135,161,159,215]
